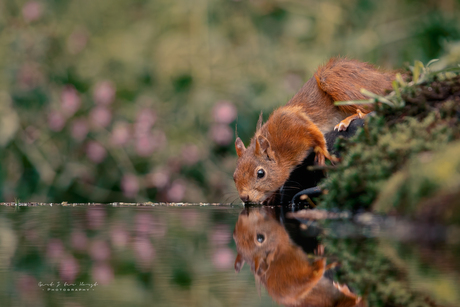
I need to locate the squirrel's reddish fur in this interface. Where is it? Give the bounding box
[234,58,396,204]
[233,207,362,307]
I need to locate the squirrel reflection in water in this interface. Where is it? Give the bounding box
[233,207,362,307]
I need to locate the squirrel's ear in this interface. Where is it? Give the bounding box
[234,253,245,273]
[256,112,263,131]
[256,135,275,161]
[235,137,246,157]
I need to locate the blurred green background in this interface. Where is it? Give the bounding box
[1,0,460,203]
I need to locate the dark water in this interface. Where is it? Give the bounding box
[0,204,459,307]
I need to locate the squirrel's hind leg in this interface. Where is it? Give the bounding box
[334,109,365,132]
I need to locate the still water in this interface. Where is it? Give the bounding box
[0,204,459,307]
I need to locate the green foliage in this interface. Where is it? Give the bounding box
[1,0,460,203]
[321,64,460,211]
[374,141,460,224]
[323,237,442,307]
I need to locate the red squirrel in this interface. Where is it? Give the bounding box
[233,207,362,307]
[233,58,397,204]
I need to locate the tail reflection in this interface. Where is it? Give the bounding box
[233,206,361,307]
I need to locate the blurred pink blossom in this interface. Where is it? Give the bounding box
[135,134,155,157]
[151,218,167,238]
[61,85,81,117]
[86,207,106,229]
[89,240,111,262]
[86,141,107,163]
[134,109,156,136]
[181,144,200,165]
[60,255,80,283]
[47,238,64,262]
[135,213,152,236]
[121,174,139,198]
[22,1,42,23]
[111,224,129,248]
[48,111,66,132]
[17,62,43,89]
[71,230,88,251]
[67,28,88,54]
[92,262,114,285]
[209,224,231,247]
[135,130,166,156]
[71,119,88,141]
[147,169,170,189]
[133,237,156,269]
[212,247,235,270]
[110,122,130,147]
[210,124,233,145]
[90,106,112,128]
[93,81,116,105]
[212,101,237,124]
[16,274,38,295]
[166,179,186,202]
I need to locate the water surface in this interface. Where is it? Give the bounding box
[0,204,458,307]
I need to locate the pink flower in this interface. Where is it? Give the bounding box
[151,218,167,238]
[133,237,156,269]
[134,109,156,136]
[60,255,80,283]
[135,134,155,156]
[111,224,129,248]
[48,111,66,132]
[90,106,112,128]
[166,180,186,202]
[67,28,88,54]
[135,213,151,236]
[210,124,233,145]
[209,225,231,247]
[135,130,166,156]
[89,240,111,262]
[121,174,139,198]
[87,207,106,229]
[17,62,43,89]
[17,274,38,295]
[47,239,64,262]
[110,122,130,147]
[212,101,237,124]
[212,247,235,270]
[71,230,88,251]
[71,119,88,141]
[147,169,170,189]
[22,1,42,23]
[61,85,81,117]
[86,141,107,163]
[181,144,200,165]
[93,81,116,105]
[92,262,113,285]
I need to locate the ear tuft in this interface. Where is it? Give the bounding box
[234,253,245,273]
[235,137,246,157]
[256,112,264,131]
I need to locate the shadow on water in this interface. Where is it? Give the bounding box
[0,203,459,307]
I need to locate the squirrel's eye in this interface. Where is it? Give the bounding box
[257,169,265,179]
[256,234,265,243]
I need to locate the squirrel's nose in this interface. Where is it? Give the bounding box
[240,195,250,203]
